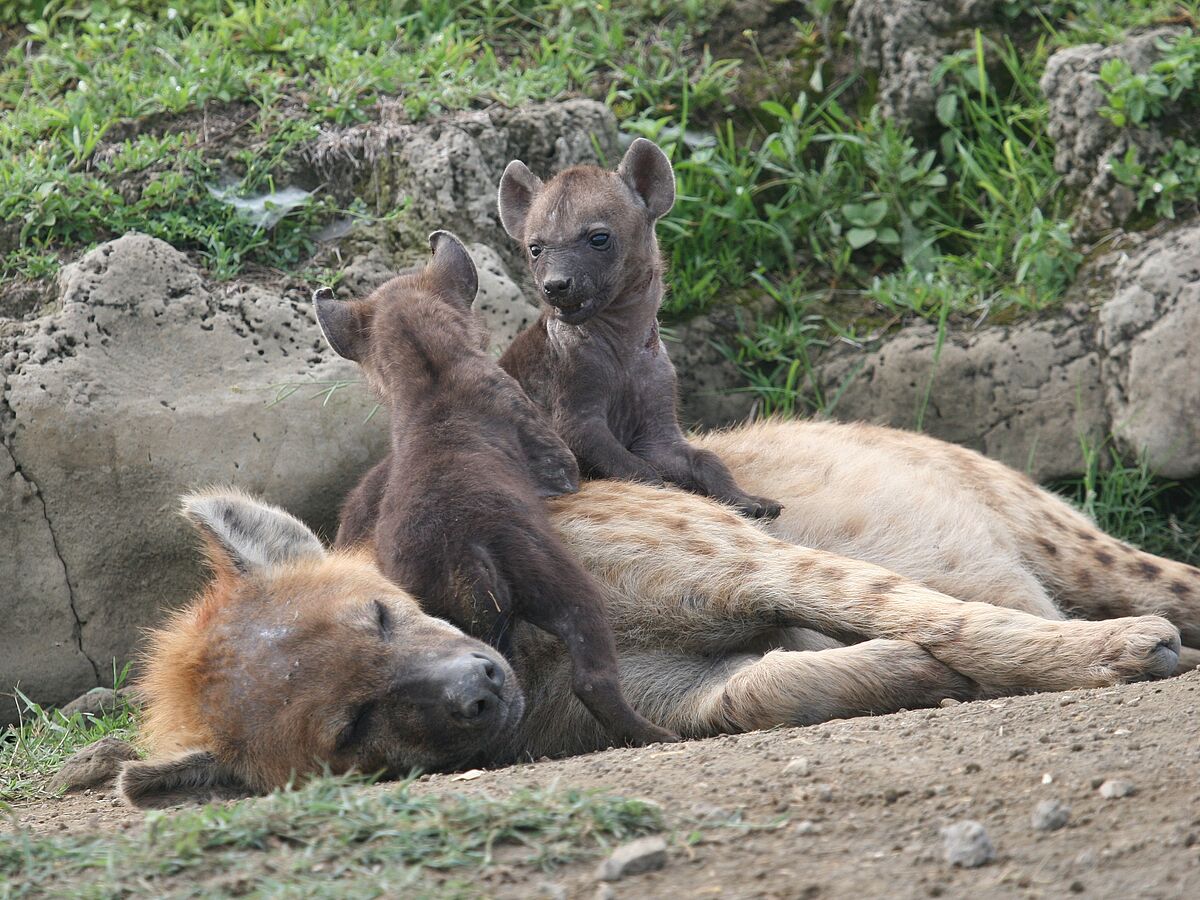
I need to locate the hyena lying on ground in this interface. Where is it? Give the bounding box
[312,231,675,747]
[119,420,1196,807]
[497,138,781,520]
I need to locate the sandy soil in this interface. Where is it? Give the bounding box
[8,671,1200,898]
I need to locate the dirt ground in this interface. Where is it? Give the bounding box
[7,671,1200,899]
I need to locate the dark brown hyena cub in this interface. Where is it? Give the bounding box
[497,137,782,519]
[313,231,676,748]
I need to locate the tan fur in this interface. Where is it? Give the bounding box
[127,420,1193,802]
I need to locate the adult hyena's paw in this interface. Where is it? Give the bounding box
[1097,616,1181,683]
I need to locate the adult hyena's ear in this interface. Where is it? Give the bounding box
[497,160,544,241]
[181,488,326,578]
[118,751,254,809]
[618,138,675,221]
[427,230,479,307]
[312,287,371,362]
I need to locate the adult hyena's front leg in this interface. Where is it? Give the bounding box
[550,483,1181,694]
[512,641,975,758]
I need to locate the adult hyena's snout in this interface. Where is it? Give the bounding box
[434,650,509,724]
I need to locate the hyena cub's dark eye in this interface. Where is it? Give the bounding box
[529,244,543,258]
[588,232,611,249]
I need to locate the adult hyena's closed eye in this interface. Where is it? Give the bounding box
[496,137,782,520]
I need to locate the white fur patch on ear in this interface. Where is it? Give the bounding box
[119,751,253,809]
[181,487,326,576]
[498,160,544,240]
[617,138,675,220]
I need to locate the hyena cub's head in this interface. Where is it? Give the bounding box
[498,138,675,325]
[119,490,523,808]
[311,230,483,400]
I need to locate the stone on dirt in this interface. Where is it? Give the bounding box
[595,835,669,882]
[60,687,121,718]
[941,820,995,868]
[1031,799,1071,832]
[783,756,811,776]
[49,736,139,793]
[1098,779,1136,799]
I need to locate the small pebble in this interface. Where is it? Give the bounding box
[939,698,961,708]
[595,836,668,882]
[1031,800,1071,832]
[941,820,995,868]
[1098,779,1136,799]
[783,757,810,776]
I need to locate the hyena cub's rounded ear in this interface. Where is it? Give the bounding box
[618,138,675,221]
[313,287,371,363]
[497,160,544,241]
[427,230,479,307]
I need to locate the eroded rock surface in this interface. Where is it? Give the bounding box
[815,223,1200,480]
[1040,28,1187,239]
[1,234,386,720]
[848,0,1004,129]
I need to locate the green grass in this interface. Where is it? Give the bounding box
[1,664,137,805]
[0,0,734,281]
[4,0,1200,438]
[0,776,663,898]
[1052,442,1200,565]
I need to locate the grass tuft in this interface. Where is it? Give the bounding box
[1,776,662,898]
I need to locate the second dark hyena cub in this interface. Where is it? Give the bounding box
[313,231,676,748]
[497,138,782,519]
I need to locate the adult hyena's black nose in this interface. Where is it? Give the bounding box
[440,652,506,722]
[542,276,573,300]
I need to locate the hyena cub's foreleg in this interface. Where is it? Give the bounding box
[552,483,1182,694]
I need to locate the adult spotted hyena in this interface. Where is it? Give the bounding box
[119,420,1196,806]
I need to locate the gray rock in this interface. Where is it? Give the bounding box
[1040,28,1186,239]
[595,835,669,881]
[49,736,139,793]
[1031,799,1071,832]
[783,756,811,776]
[813,220,1200,480]
[816,310,1105,481]
[1,234,387,722]
[1099,778,1136,799]
[941,820,995,868]
[1098,226,1200,478]
[60,687,121,719]
[848,0,1004,129]
[307,100,620,280]
[669,311,758,429]
[470,243,538,356]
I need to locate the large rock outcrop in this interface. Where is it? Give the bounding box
[1,235,387,720]
[1040,27,1187,239]
[814,223,1200,480]
[847,0,1004,129]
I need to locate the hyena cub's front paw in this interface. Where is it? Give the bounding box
[1101,616,1181,682]
[733,493,783,520]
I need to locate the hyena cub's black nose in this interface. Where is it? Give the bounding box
[442,652,506,721]
[542,276,573,300]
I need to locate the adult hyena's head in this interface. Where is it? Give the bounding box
[119,489,523,807]
[497,138,675,325]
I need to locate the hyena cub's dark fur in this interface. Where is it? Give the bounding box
[497,138,782,519]
[314,231,677,748]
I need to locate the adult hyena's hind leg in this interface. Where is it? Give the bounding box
[552,481,1181,695]
[972,463,1200,650]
